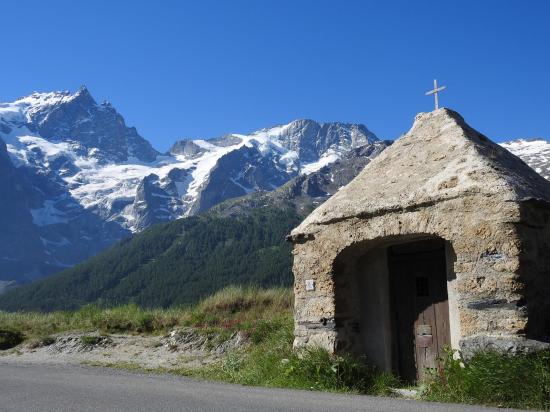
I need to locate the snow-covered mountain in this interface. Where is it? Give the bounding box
[500,139,550,180]
[2,86,547,287]
[0,87,379,285]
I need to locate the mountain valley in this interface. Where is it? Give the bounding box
[1,87,549,306]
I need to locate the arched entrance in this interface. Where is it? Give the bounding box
[333,236,455,382]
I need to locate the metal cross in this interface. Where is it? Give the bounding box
[425,79,446,110]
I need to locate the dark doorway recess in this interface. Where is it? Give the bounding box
[388,238,451,382]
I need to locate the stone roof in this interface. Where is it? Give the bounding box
[291,109,550,238]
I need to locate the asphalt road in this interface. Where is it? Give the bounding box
[0,362,520,412]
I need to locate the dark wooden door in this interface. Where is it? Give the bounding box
[389,240,451,382]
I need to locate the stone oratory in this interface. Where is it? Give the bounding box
[288,109,550,381]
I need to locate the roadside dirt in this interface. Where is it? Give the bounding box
[0,328,248,370]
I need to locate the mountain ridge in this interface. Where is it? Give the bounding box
[1,87,549,288]
[500,138,550,180]
[0,87,380,285]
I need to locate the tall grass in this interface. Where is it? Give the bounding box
[190,313,399,395]
[424,349,550,410]
[183,286,292,331]
[0,286,293,339]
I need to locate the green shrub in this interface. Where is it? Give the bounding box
[424,349,550,410]
[0,329,24,349]
[196,315,398,395]
[281,347,397,393]
[248,317,288,345]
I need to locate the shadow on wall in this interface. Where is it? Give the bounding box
[518,199,550,342]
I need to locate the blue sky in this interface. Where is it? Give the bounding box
[2,0,549,151]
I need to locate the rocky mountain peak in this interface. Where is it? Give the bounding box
[169,139,206,157]
[500,138,550,180]
[72,84,94,101]
[4,87,159,163]
[254,119,378,164]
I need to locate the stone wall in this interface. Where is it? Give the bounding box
[292,194,532,359]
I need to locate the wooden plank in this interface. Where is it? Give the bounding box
[389,256,416,381]
[389,239,450,382]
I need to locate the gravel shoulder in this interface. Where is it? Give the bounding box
[0,328,246,370]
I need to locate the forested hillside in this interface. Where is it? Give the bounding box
[0,141,388,312]
[0,207,302,311]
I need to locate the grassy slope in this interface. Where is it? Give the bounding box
[0,286,293,339]
[0,207,303,311]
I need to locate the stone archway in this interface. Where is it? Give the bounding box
[332,235,457,382]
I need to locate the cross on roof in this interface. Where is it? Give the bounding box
[425,79,446,110]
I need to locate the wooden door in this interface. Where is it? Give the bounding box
[389,240,451,382]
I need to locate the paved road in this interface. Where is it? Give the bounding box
[0,362,519,412]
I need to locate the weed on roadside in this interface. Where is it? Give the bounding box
[423,349,550,410]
